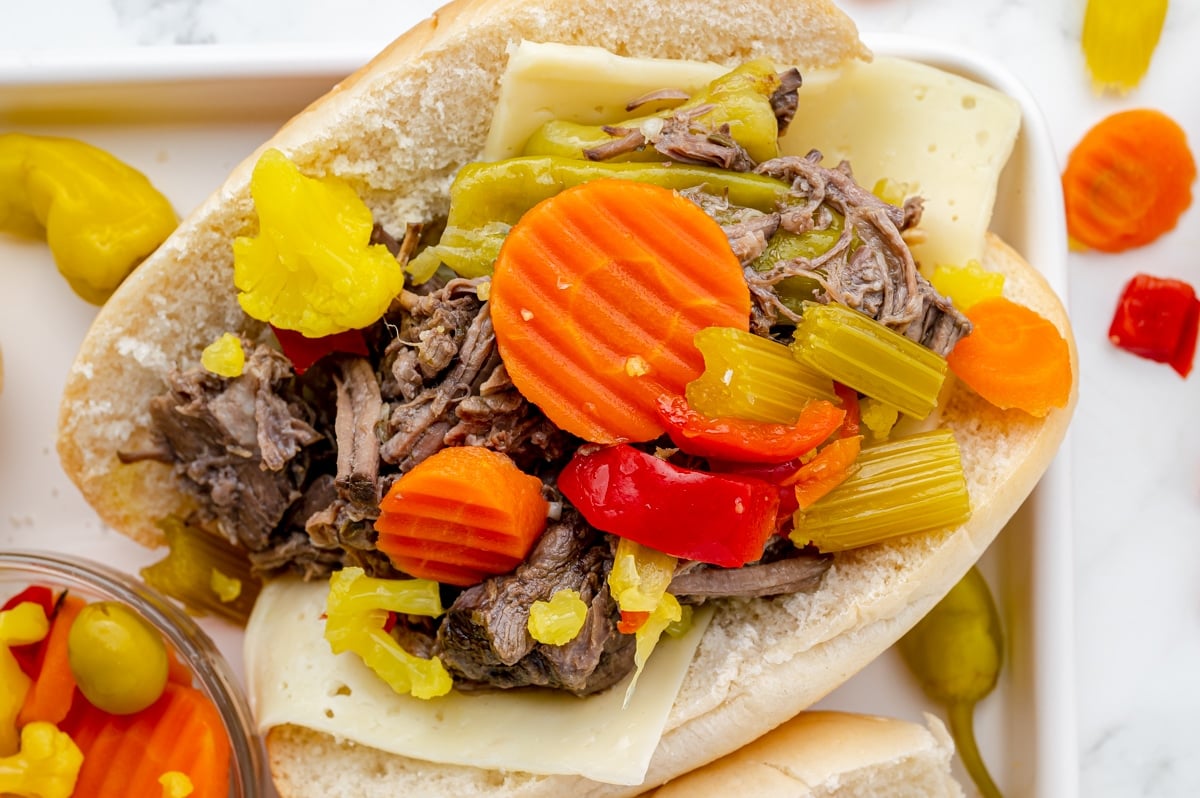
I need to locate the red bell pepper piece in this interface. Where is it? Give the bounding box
[272,325,370,375]
[707,457,803,532]
[833,382,861,438]
[1107,273,1200,378]
[654,395,844,464]
[558,444,780,568]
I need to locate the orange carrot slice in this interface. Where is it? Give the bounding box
[17,593,85,727]
[784,435,862,510]
[947,297,1073,417]
[490,179,750,443]
[1062,109,1195,253]
[375,446,549,587]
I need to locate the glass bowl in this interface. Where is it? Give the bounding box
[0,549,264,797]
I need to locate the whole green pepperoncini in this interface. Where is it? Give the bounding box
[899,566,1004,798]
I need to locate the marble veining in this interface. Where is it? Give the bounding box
[2,1,1198,796]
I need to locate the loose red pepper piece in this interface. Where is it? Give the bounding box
[272,325,369,375]
[558,444,779,568]
[654,395,844,464]
[1108,273,1200,378]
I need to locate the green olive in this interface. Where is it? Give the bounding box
[67,601,169,714]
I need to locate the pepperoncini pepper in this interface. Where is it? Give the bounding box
[1,602,50,757]
[323,567,452,700]
[899,566,1004,798]
[0,133,178,304]
[406,155,791,282]
[233,149,404,338]
[522,60,785,165]
[0,721,83,798]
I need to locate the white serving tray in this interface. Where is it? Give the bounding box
[0,35,1075,798]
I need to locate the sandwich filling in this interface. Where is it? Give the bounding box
[122,47,1019,703]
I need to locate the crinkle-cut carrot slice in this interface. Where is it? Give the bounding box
[490,179,750,443]
[375,446,548,587]
[1062,109,1195,253]
[947,297,1073,418]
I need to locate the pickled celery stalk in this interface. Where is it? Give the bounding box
[687,327,836,424]
[791,302,947,420]
[1082,0,1167,94]
[141,518,260,624]
[791,429,970,552]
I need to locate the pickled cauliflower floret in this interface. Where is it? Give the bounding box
[233,149,403,338]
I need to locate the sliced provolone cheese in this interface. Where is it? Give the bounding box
[484,41,1021,270]
[246,578,712,786]
[483,41,726,162]
[781,58,1021,271]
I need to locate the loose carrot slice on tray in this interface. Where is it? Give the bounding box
[946,297,1073,418]
[1062,109,1195,253]
[489,179,751,443]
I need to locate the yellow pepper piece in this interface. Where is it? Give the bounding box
[234,149,404,338]
[1,603,50,757]
[929,261,1004,311]
[0,133,177,304]
[625,592,683,707]
[323,568,452,700]
[208,568,242,604]
[200,333,245,378]
[527,589,588,646]
[0,722,82,798]
[1082,0,1168,94]
[607,538,676,615]
[159,770,194,798]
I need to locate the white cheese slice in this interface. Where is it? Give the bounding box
[780,57,1021,271]
[246,577,712,786]
[483,41,726,162]
[483,42,1021,270]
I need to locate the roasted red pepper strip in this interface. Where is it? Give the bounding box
[558,444,779,568]
[272,325,370,375]
[655,394,843,464]
[707,457,803,532]
[833,382,861,438]
[1108,273,1200,378]
[618,611,651,634]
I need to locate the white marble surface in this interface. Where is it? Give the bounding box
[2,1,1198,796]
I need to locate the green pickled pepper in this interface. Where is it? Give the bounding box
[522,60,785,165]
[407,156,790,282]
[899,566,1004,798]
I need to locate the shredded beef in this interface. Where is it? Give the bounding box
[435,510,634,695]
[748,151,972,354]
[671,551,831,600]
[145,344,322,555]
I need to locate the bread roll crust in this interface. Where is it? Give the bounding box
[55,0,1074,795]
